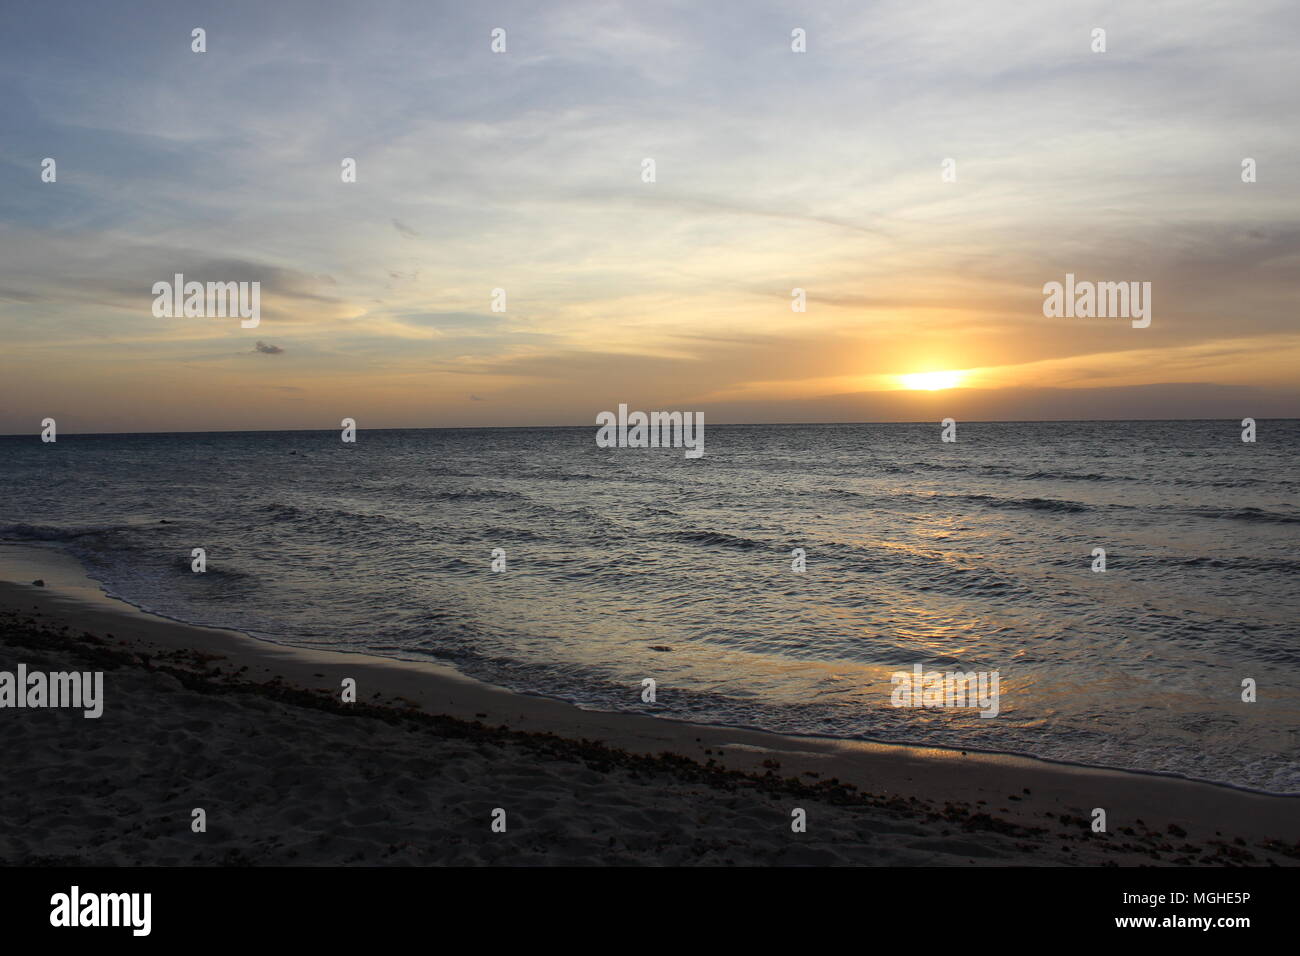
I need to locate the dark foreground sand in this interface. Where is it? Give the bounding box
[1,545,1297,866]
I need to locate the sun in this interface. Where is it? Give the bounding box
[899,370,963,391]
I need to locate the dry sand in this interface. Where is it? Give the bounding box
[1,544,1296,866]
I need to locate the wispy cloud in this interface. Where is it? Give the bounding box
[1,0,1297,430]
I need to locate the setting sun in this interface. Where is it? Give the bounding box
[899,370,963,391]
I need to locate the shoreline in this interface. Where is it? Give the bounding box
[3,542,1298,865]
[6,541,1294,801]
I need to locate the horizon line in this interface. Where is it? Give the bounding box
[3,414,1290,439]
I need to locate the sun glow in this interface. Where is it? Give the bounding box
[899,370,963,391]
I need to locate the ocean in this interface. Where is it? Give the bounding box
[2,420,1297,792]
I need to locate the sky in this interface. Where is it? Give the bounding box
[1,0,1298,433]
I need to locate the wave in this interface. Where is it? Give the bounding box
[1019,470,1115,482]
[512,469,605,482]
[1179,505,1300,525]
[256,502,413,529]
[822,489,1092,514]
[1161,555,1300,573]
[908,492,1091,514]
[660,529,770,551]
[964,493,1090,514]
[0,522,127,541]
[432,489,527,502]
[882,461,1289,491]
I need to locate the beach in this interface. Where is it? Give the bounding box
[2,545,1297,867]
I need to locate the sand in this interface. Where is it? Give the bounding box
[1,543,1297,866]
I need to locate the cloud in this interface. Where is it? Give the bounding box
[2,0,1298,431]
[0,287,42,303]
